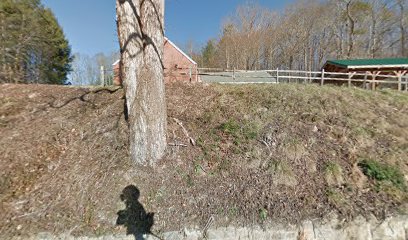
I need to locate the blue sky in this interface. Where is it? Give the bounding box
[41,0,295,55]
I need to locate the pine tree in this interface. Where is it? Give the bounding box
[0,0,72,84]
[202,40,217,68]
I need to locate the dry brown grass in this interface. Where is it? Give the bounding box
[0,82,407,238]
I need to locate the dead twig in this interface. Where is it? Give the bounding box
[202,215,214,239]
[168,142,188,147]
[258,139,273,158]
[173,117,196,146]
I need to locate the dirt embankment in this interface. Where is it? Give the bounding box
[0,83,407,238]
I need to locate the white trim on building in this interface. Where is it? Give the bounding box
[164,37,197,65]
[112,59,120,66]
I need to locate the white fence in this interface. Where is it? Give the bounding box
[198,68,408,91]
[99,66,115,86]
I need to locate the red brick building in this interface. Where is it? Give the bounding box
[113,37,199,85]
[112,59,121,86]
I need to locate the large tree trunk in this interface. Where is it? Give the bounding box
[116,0,167,165]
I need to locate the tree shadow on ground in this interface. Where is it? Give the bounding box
[116,185,155,240]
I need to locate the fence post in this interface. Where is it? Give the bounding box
[363,72,368,89]
[371,72,378,91]
[347,72,356,88]
[100,66,105,86]
[304,71,307,84]
[398,74,402,91]
[233,68,236,81]
[396,71,407,92]
[189,67,192,82]
[406,76,408,92]
[276,68,279,83]
[320,69,325,86]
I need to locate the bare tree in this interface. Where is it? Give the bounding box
[200,0,406,71]
[116,0,167,166]
[396,0,407,56]
[217,2,275,70]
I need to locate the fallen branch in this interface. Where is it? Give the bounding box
[258,139,273,158]
[173,118,196,146]
[168,142,188,147]
[203,215,214,239]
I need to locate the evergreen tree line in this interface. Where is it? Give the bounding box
[0,0,72,84]
[196,0,408,71]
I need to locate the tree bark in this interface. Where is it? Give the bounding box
[116,0,167,166]
[0,13,6,82]
[369,1,377,58]
[345,1,356,58]
[397,0,406,56]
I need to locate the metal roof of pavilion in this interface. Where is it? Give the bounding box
[324,58,408,70]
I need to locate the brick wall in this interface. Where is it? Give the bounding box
[163,39,199,83]
[113,38,199,86]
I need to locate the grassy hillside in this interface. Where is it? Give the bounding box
[0,83,407,238]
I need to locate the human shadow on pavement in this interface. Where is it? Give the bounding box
[116,185,155,240]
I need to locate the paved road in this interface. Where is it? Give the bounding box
[200,71,277,84]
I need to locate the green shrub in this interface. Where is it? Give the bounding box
[242,123,259,140]
[326,187,344,206]
[358,159,406,190]
[325,161,342,175]
[219,119,240,135]
[259,208,268,221]
[219,119,259,140]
